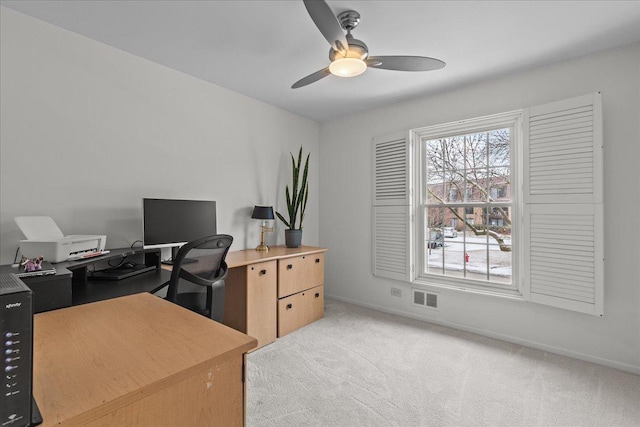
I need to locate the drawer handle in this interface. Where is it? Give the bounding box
[287,264,293,270]
[260,269,267,275]
[315,292,320,298]
[286,303,293,310]
[315,258,320,263]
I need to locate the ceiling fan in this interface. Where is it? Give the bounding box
[292,0,446,89]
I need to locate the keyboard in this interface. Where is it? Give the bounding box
[67,250,111,261]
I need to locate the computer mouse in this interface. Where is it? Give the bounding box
[122,262,136,269]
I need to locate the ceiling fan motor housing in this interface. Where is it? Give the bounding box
[329,34,368,60]
[328,10,368,60]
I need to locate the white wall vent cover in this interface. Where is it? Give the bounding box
[413,289,438,310]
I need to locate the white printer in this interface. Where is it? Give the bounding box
[15,216,107,263]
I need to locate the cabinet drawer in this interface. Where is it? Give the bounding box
[277,285,324,337]
[278,253,324,298]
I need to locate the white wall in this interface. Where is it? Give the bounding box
[319,43,640,373]
[0,7,320,264]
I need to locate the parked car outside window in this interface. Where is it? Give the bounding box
[427,229,444,248]
[443,227,458,238]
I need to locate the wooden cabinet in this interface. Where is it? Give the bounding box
[224,246,327,347]
[224,260,277,351]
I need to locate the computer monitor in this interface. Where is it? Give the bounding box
[142,198,217,263]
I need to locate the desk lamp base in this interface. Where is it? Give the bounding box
[255,225,273,252]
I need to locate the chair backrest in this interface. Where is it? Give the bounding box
[166,234,233,303]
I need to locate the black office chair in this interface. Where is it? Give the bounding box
[161,234,233,322]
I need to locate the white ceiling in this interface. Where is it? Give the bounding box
[2,0,640,122]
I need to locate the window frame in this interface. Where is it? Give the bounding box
[372,93,602,315]
[410,111,523,296]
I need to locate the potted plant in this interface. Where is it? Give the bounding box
[276,146,309,248]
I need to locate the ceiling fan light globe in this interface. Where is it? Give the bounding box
[329,57,367,77]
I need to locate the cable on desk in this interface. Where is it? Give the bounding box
[107,256,136,269]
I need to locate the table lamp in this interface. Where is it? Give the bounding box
[252,206,275,252]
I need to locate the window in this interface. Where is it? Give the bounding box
[448,187,458,201]
[490,185,507,200]
[417,117,517,291]
[372,93,603,315]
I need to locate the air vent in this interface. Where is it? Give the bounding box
[413,289,438,310]
[426,292,438,308]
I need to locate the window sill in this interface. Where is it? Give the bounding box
[412,276,524,300]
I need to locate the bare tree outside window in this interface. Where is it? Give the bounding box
[422,128,512,284]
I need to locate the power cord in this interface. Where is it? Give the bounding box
[108,256,138,269]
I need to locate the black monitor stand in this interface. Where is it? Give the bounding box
[160,246,197,266]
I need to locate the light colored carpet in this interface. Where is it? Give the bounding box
[246,299,640,427]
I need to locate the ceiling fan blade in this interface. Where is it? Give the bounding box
[303,0,348,56]
[367,56,446,71]
[292,67,331,89]
[365,58,382,67]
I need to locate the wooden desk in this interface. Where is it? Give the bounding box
[33,293,257,426]
[161,245,327,351]
[224,245,327,350]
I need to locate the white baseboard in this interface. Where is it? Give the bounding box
[325,293,640,376]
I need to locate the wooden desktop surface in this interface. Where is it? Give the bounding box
[161,245,327,273]
[221,245,327,268]
[33,293,257,426]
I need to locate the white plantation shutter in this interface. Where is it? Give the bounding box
[374,135,410,205]
[372,132,412,281]
[373,206,411,280]
[523,93,603,315]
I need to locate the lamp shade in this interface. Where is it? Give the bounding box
[251,206,275,220]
